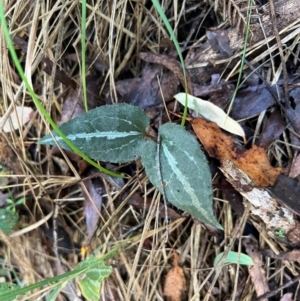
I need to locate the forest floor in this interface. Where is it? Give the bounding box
[1,0,300,300]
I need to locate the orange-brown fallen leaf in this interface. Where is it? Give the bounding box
[191,118,282,186]
[163,251,187,301]
[182,116,300,245]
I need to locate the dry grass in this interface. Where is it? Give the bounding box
[0,0,300,300]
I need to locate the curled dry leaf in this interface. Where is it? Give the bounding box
[0,106,34,133]
[175,93,245,140]
[191,118,281,186]
[163,251,187,301]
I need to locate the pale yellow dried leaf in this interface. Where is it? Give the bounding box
[1,106,34,133]
[174,93,245,140]
[280,293,293,301]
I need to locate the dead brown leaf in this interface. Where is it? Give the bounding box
[126,192,181,220]
[65,53,109,72]
[289,153,300,178]
[193,81,234,109]
[12,35,77,90]
[163,251,187,301]
[258,109,286,149]
[82,176,104,244]
[113,65,179,109]
[0,134,23,175]
[231,84,277,120]
[60,75,101,125]
[191,118,281,186]
[243,236,269,301]
[266,174,300,216]
[262,248,300,262]
[285,87,300,146]
[206,29,233,57]
[138,52,193,95]
[220,180,244,217]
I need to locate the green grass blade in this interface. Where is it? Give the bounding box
[0,244,119,300]
[151,0,188,125]
[227,0,254,115]
[81,0,88,112]
[0,3,122,178]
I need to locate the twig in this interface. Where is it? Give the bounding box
[53,204,61,263]
[253,275,300,301]
[269,0,290,105]
[156,111,169,243]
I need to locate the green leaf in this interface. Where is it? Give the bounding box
[76,256,112,301]
[38,104,149,163]
[0,283,21,301]
[141,123,222,229]
[0,209,18,234]
[214,251,254,266]
[0,245,118,301]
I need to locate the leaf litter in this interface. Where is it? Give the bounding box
[111,64,179,109]
[163,251,187,301]
[3,1,300,300]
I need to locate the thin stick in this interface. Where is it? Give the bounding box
[254,275,300,301]
[269,0,290,106]
[156,111,169,243]
[53,204,61,263]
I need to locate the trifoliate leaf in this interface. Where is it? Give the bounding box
[141,123,222,229]
[38,104,149,163]
[214,251,254,266]
[76,256,112,301]
[174,93,245,140]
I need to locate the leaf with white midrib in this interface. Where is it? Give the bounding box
[141,123,222,230]
[38,103,149,163]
